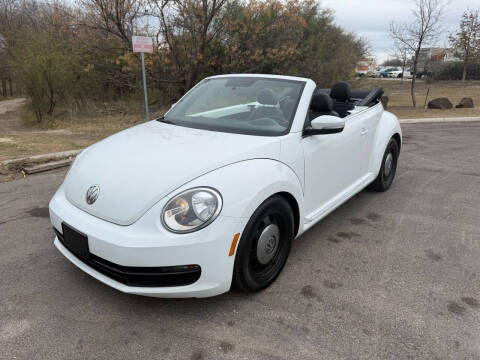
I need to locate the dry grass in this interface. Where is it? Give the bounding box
[0,115,144,161]
[0,98,167,162]
[0,106,160,181]
[353,78,480,119]
[1,81,479,164]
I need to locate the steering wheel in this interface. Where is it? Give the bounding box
[278,95,294,105]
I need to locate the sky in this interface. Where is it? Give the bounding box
[321,0,474,64]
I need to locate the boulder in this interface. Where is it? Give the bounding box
[380,96,389,109]
[455,97,474,108]
[428,98,453,109]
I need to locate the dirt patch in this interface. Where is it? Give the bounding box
[0,98,27,134]
[0,97,145,164]
[0,98,26,116]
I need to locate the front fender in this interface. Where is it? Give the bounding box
[369,110,402,175]
[166,159,305,224]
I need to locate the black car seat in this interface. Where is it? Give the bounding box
[249,89,285,122]
[309,92,339,121]
[331,81,355,118]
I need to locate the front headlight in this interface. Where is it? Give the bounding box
[162,187,222,233]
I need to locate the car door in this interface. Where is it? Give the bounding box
[301,112,371,222]
[361,104,383,158]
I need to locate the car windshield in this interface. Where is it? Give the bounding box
[163,77,305,136]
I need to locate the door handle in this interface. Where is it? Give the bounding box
[360,128,368,135]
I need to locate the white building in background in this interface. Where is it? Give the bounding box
[355,58,376,76]
[417,48,461,75]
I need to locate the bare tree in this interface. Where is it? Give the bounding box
[151,0,229,91]
[449,8,480,82]
[76,0,147,50]
[390,0,448,107]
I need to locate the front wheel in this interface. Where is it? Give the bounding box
[232,196,294,292]
[368,137,399,192]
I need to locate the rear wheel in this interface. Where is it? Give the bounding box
[232,196,294,292]
[368,137,399,192]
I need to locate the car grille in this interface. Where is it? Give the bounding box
[54,227,201,287]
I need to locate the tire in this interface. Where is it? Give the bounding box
[368,137,399,192]
[232,195,294,292]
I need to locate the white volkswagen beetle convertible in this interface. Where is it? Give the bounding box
[49,74,401,298]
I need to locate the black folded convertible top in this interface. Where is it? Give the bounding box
[315,86,384,108]
[355,88,384,107]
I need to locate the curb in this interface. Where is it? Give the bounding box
[0,149,82,166]
[22,159,73,174]
[400,117,480,124]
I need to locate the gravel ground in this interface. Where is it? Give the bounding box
[1,122,480,360]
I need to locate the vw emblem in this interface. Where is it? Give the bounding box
[86,185,100,205]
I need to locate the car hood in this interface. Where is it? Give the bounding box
[64,121,281,225]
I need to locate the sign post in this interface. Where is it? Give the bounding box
[132,36,153,121]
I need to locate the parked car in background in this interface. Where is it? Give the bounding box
[373,66,387,78]
[49,74,402,298]
[380,67,413,79]
[386,68,403,78]
[380,67,401,78]
[402,69,414,79]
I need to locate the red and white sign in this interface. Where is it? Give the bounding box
[132,36,153,53]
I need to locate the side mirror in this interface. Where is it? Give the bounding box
[304,115,345,136]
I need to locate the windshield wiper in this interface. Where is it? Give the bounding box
[157,115,172,124]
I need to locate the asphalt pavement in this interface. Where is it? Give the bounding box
[1,122,480,360]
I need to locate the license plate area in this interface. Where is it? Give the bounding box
[61,223,90,259]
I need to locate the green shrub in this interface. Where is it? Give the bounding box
[10,29,95,122]
[433,62,480,80]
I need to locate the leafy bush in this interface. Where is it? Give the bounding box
[11,30,95,122]
[3,0,368,122]
[432,62,480,80]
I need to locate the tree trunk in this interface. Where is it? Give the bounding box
[1,78,6,97]
[8,79,13,96]
[411,76,416,108]
[411,49,420,108]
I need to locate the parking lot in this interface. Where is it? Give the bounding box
[1,122,480,359]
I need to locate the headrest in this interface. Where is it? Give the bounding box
[258,89,277,105]
[311,92,333,112]
[331,82,351,102]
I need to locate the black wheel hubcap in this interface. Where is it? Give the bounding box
[249,214,284,277]
[384,152,394,178]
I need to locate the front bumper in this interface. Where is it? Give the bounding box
[49,185,248,298]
